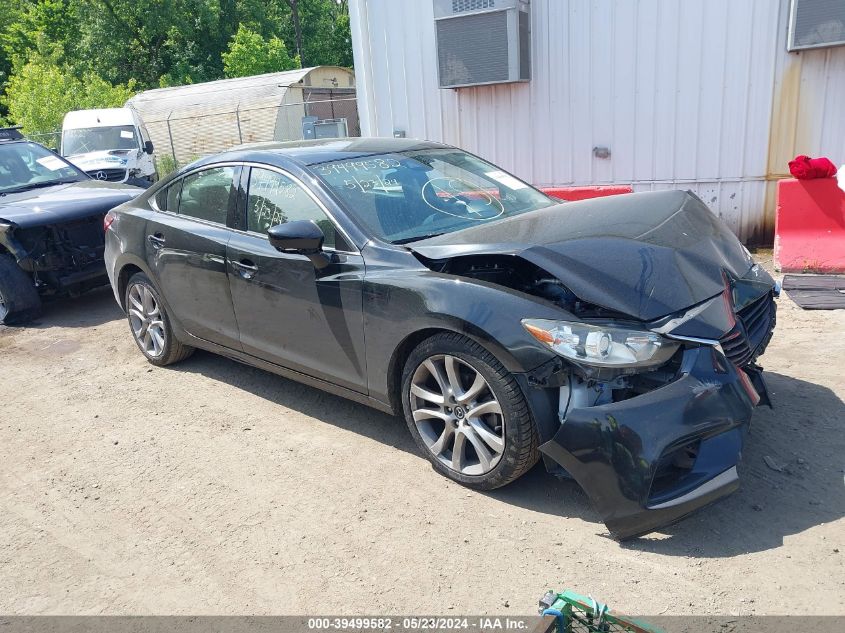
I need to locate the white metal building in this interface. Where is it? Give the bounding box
[349,0,845,243]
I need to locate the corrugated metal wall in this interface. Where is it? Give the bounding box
[349,0,845,244]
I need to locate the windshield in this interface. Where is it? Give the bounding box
[62,125,139,156]
[313,149,555,243]
[0,142,85,194]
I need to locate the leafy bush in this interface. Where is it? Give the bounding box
[154,154,179,177]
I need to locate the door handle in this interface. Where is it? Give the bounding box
[147,233,165,249]
[232,259,258,280]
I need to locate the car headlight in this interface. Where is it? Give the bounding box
[522,318,679,368]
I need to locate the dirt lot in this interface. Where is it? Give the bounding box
[1,256,843,616]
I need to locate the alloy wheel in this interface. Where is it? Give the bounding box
[127,283,166,358]
[409,354,505,476]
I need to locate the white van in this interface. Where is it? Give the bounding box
[61,108,157,186]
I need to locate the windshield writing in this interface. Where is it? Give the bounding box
[315,149,554,243]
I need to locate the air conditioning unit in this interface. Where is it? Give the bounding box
[788,0,845,51]
[302,117,349,140]
[434,0,530,89]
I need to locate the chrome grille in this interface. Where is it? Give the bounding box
[720,291,776,367]
[86,168,127,182]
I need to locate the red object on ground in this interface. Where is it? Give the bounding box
[540,185,633,201]
[775,178,845,273]
[788,155,838,180]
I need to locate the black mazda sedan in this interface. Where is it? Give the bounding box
[104,138,777,539]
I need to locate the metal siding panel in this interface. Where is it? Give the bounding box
[748,0,783,179]
[652,0,681,180]
[719,0,755,179]
[400,2,426,137]
[531,0,554,186]
[569,0,594,184]
[611,0,638,183]
[794,48,828,155]
[511,84,533,181]
[632,0,659,183]
[363,4,394,136]
[548,0,573,186]
[589,0,613,184]
[383,11,412,136]
[820,48,845,162]
[696,0,729,181]
[673,1,704,181]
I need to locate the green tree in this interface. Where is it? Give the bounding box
[222,24,299,78]
[1,50,135,135]
[0,0,353,123]
[1,0,79,68]
[276,0,352,68]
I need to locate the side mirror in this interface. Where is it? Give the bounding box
[144,140,154,155]
[267,220,331,270]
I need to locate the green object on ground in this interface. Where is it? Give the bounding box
[539,589,664,633]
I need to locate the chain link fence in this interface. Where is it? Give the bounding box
[25,131,62,150]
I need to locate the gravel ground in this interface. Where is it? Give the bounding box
[0,256,843,616]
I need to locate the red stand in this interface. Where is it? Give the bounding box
[775,178,845,273]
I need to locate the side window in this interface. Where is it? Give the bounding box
[155,180,182,212]
[177,166,237,225]
[247,167,337,249]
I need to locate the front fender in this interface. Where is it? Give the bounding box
[363,269,564,406]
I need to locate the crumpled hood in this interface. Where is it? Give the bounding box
[410,190,758,321]
[0,181,141,229]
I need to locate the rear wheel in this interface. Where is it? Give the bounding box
[125,272,193,366]
[401,332,539,490]
[0,255,42,325]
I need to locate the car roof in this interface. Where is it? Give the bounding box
[0,127,25,143]
[193,137,454,169]
[62,108,136,129]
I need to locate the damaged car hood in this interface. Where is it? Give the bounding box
[410,190,755,321]
[0,181,140,229]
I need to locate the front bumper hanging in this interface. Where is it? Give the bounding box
[538,346,764,540]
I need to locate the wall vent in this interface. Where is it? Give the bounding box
[452,0,495,12]
[434,0,530,88]
[788,0,845,51]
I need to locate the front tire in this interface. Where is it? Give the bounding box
[401,332,539,490]
[0,255,42,325]
[125,272,193,366]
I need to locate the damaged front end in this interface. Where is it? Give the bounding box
[0,214,109,296]
[410,190,779,538]
[528,271,777,539]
